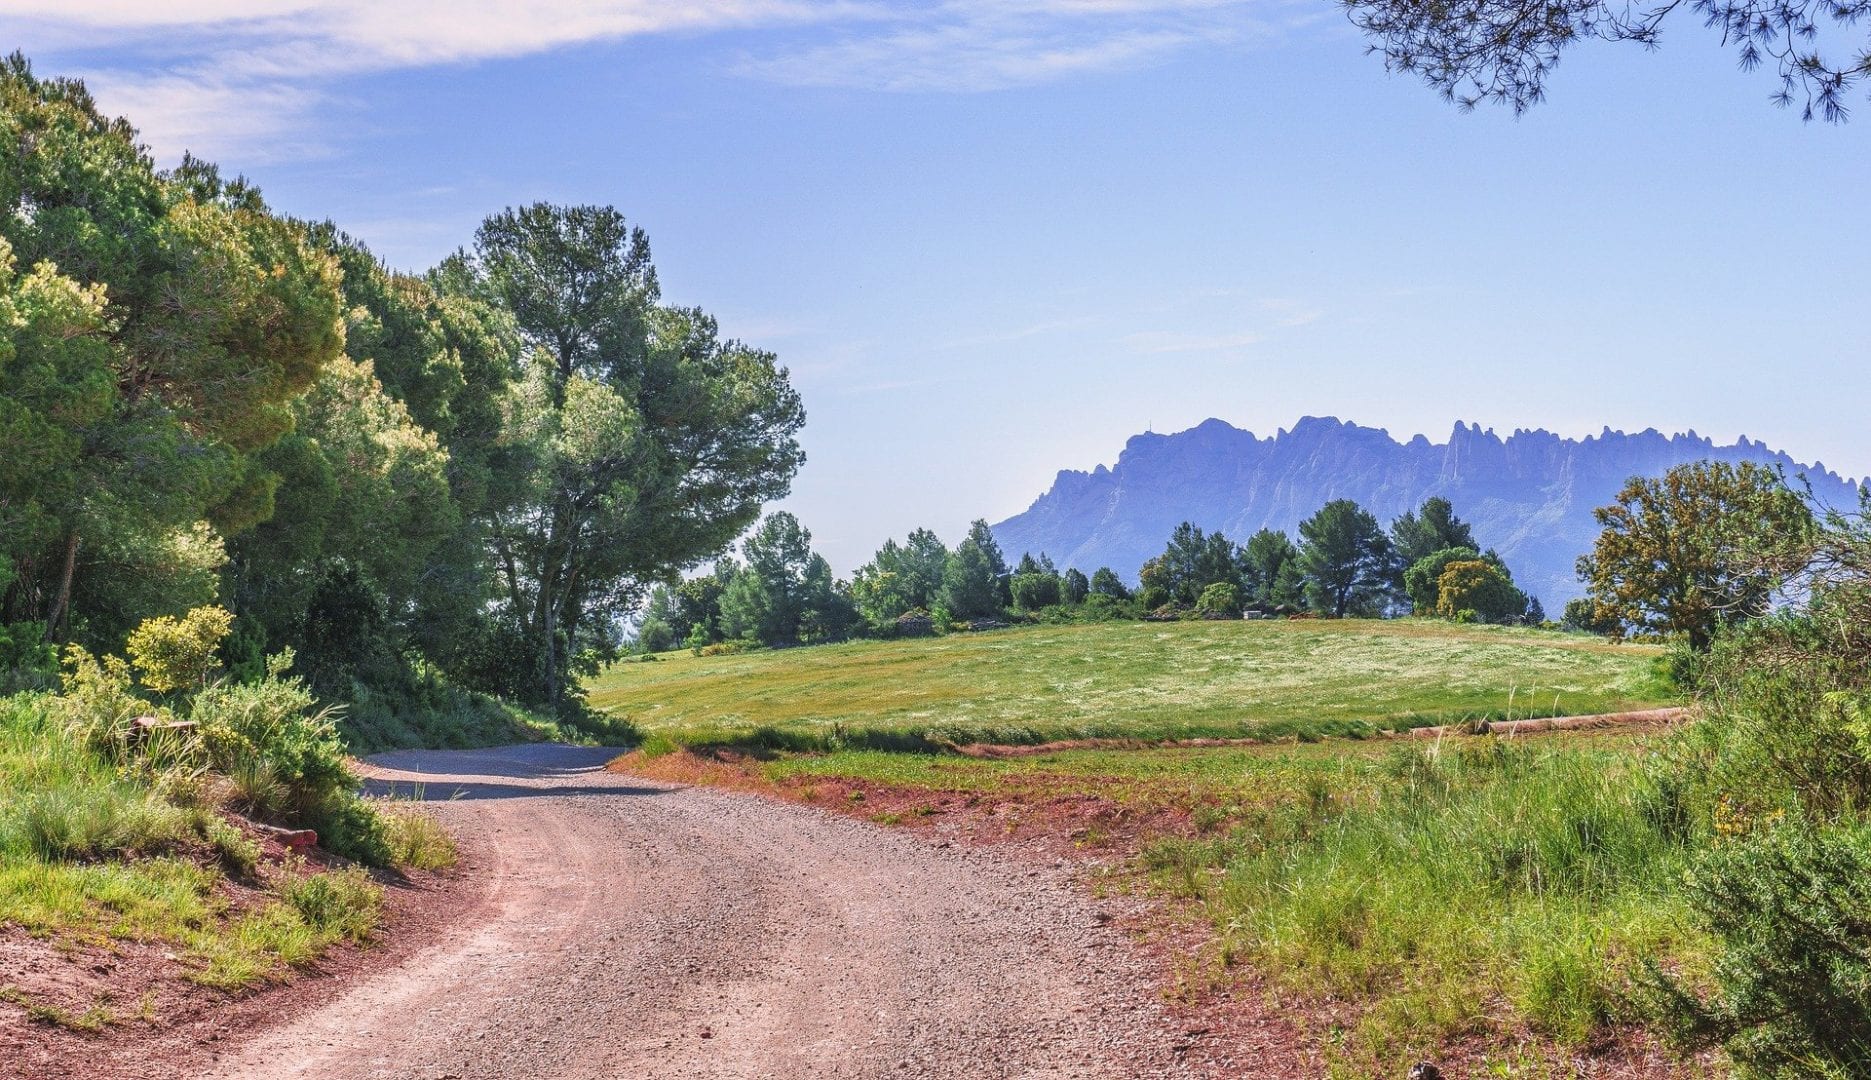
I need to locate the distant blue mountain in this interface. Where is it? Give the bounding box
[991,417,1860,608]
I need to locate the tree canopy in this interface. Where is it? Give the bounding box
[1578,461,1814,649]
[0,59,344,651]
[1298,500,1394,617]
[456,204,805,704]
[0,57,809,726]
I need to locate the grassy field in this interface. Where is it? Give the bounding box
[591,619,1671,749]
[603,619,1701,1075]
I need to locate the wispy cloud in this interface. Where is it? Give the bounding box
[738,0,1288,92]
[6,1,848,161]
[939,314,1103,349]
[5,0,1284,162]
[1123,328,1263,353]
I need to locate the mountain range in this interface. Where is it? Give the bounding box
[991,417,1861,608]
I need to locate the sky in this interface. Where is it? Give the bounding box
[4,1,1868,575]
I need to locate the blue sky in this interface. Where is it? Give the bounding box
[6,1,1868,574]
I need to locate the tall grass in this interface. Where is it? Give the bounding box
[0,692,394,1002]
[1146,739,1701,1070]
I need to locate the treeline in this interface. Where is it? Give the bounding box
[642,495,1546,653]
[1131,496,1541,623]
[0,58,803,734]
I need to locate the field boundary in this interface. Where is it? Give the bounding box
[938,706,1690,758]
[1400,705,1688,739]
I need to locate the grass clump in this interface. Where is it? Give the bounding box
[381,804,457,871]
[1150,740,1698,1066]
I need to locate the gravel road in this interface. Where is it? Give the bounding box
[204,744,1191,1080]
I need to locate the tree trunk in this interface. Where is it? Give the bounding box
[542,602,559,707]
[46,532,79,641]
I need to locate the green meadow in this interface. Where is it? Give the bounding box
[590,618,1671,749]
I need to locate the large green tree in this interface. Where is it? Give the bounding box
[1297,500,1393,617]
[719,513,852,646]
[1578,461,1813,650]
[850,527,950,624]
[942,522,1007,620]
[1435,559,1528,623]
[0,60,344,648]
[1390,497,1476,583]
[1239,528,1299,608]
[1151,522,1241,606]
[456,203,804,706]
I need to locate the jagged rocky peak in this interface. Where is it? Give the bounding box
[992,417,1859,609]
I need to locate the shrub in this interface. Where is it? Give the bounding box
[126,606,234,694]
[55,646,160,764]
[698,640,757,657]
[305,794,390,866]
[191,652,352,820]
[637,617,676,653]
[1195,581,1242,616]
[1640,825,1871,1078]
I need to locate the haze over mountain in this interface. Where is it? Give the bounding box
[992,417,1861,608]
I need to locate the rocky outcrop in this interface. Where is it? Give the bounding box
[991,417,1859,608]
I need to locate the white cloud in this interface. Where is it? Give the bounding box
[3,0,1283,162]
[737,0,1276,91]
[77,70,332,164]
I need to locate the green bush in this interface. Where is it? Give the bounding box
[305,793,391,865]
[1695,618,1871,821]
[191,657,353,820]
[1640,825,1871,1077]
[54,645,160,765]
[126,605,234,694]
[1195,581,1242,616]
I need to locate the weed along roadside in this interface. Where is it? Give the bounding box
[0,620,462,1080]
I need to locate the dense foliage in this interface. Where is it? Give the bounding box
[0,57,804,736]
[1578,461,1813,650]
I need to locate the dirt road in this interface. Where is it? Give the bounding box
[204,745,1189,1079]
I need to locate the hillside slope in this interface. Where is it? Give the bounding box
[992,416,1860,607]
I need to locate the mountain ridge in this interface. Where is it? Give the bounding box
[991,417,1860,608]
